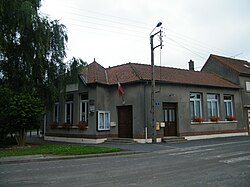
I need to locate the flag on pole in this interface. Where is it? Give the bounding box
[118,81,124,96]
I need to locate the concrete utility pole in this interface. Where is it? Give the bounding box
[150,22,162,143]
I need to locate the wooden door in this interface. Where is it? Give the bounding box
[117,106,133,138]
[163,103,177,136]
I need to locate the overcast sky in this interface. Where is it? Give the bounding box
[40,0,250,70]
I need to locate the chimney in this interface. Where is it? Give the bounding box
[189,60,194,71]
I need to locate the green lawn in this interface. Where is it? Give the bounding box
[0,144,122,157]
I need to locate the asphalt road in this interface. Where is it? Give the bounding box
[1,136,250,187]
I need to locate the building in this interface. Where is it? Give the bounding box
[45,58,247,143]
[202,54,250,134]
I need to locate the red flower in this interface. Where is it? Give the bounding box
[226,116,236,121]
[210,116,220,122]
[192,116,204,122]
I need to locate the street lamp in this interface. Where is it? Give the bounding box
[150,22,162,143]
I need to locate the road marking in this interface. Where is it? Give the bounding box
[202,151,250,160]
[220,155,250,164]
[169,148,214,156]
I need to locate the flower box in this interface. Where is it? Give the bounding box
[192,116,204,123]
[226,116,236,121]
[78,121,88,130]
[210,116,220,122]
[62,123,71,129]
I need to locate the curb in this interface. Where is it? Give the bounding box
[0,151,145,165]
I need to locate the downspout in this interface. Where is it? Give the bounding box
[144,81,148,143]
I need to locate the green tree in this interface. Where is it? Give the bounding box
[9,93,43,146]
[0,86,13,142]
[0,0,86,145]
[0,0,68,109]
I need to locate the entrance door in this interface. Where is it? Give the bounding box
[163,103,177,136]
[117,106,133,138]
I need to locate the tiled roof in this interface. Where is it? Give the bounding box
[82,61,239,89]
[205,54,250,74]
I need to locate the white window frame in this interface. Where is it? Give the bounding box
[246,81,250,91]
[54,102,59,123]
[224,95,234,117]
[80,100,88,122]
[65,101,73,124]
[207,94,219,118]
[190,93,202,118]
[97,111,110,131]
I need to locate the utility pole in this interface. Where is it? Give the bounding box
[150,22,163,143]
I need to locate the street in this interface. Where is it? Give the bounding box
[1,136,250,187]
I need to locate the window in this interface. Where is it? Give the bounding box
[65,94,73,124]
[97,111,110,131]
[190,93,202,118]
[54,103,59,123]
[224,95,234,117]
[246,82,250,91]
[164,109,176,122]
[207,94,219,118]
[80,93,88,122]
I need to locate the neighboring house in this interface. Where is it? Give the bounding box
[202,54,250,134]
[45,59,247,143]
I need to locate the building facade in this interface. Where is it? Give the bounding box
[45,59,247,143]
[202,54,250,134]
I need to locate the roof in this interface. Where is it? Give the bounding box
[81,60,239,89]
[204,54,250,74]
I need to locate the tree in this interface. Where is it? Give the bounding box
[9,93,43,146]
[0,0,85,145]
[0,0,68,109]
[0,86,13,142]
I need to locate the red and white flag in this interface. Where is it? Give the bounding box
[118,81,124,96]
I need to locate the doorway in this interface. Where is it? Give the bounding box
[163,103,177,136]
[117,105,133,138]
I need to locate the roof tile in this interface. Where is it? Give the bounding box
[82,61,239,89]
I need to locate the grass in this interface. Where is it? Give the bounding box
[0,144,122,158]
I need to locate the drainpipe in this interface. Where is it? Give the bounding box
[144,81,148,143]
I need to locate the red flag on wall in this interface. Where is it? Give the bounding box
[118,81,124,96]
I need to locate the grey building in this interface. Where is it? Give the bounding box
[45,59,247,143]
[202,54,250,134]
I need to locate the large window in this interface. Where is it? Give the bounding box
[224,95,234,117]
[54,103,59,123]
[207,94,219,118]
[190,93,202,118]
[97,111,110,131]
[65,94,73,124]
[80,93,88,122]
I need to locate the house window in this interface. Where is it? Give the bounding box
[246,82,250,91]
[65,94,73,124]
[207,94,219,118]
[224,95,234,117]
[54,103,59,123]
[80,93,88,122]
[97,111,110,131]
[190,93,202,119]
